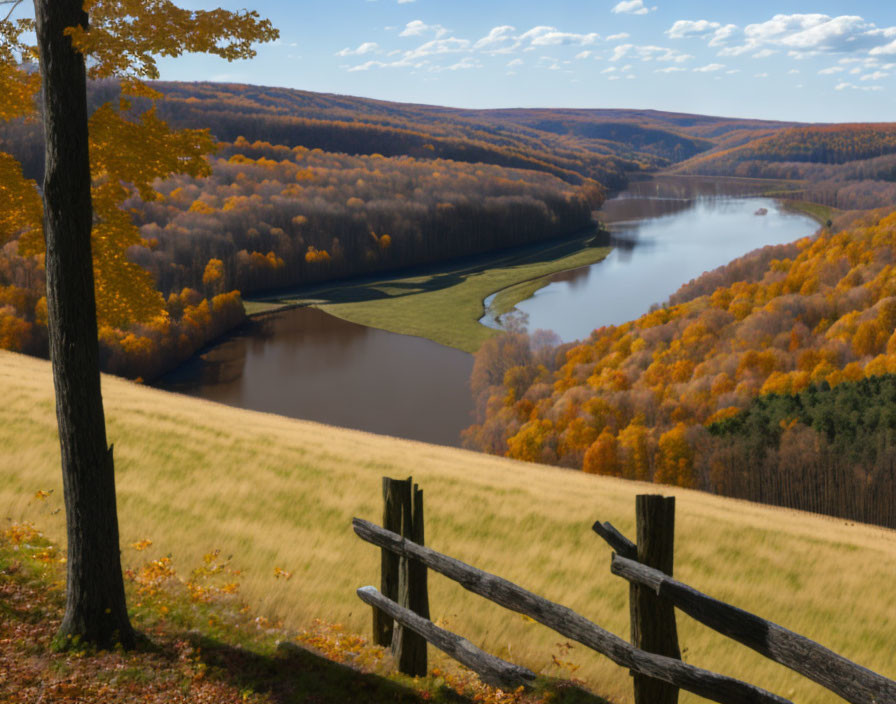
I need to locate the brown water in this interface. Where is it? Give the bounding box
[157,175,817,447]
[157,307,474,446]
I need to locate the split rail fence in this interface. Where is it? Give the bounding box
[353,476,896,704]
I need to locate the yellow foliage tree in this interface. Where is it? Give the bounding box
[0,0,277,650]
[617,419,652,481]
[655,423,695,487]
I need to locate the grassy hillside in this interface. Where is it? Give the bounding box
[250,230,611,353]
[1,350,893,703]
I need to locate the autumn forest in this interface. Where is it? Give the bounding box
[3,74,896,525]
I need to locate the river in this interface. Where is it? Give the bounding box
[155,176,818,447]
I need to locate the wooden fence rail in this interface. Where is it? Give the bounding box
[609,553,896,704]
[358,585,536,690]
[353,517,792,704]
[355,486,896,704]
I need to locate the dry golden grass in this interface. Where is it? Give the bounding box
[1,349,893,703]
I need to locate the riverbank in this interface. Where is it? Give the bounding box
[244,229,611,353]
[779,198,839,225]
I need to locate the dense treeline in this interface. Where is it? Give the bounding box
[464,210,896,527]
[676,124,896,210]
[706,376,896,527]
[0,248,247,380]
[127,140,604,297]
[0,138,601,377]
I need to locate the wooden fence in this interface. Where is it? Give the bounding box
[354,479,896,704]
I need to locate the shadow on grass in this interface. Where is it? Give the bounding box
[191,634,612,704]
[192,633,434,704]
[260,229,609,308]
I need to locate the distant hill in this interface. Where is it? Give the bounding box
[673,123,896,210]
[148,82,803,189]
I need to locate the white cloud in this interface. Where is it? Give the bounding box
[397,0,415,3]
[611,43,692,63]
[693,63,725,72]
[606,33,630,42]
[788,69,800,74]
[819,65,844,74]
[836,81,883,91]
[788,50,822,60]
[575,50,592,60]
[719,14,896,57]
[347,60,386,72]
[717,44,752,57]
[438,57,482,71]
[709,25,737,47]
[611,0,653,16]
[404,37,470,59]
[336,42,380,57]
[507,58,523,67]
[861,71,890,81]
[610,44,632,61]
[666,20,720,39]
[871,39,896,55]
[752,49,777,58]
[655,66,685,73]
[601,66,617,73]
[473,25,516,52]
[399,20,448,38]
[754,72,768,78]
[518,26,599,46]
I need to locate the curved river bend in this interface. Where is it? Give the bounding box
[156,176,818,446]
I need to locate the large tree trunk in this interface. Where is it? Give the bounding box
[33,0,135,649]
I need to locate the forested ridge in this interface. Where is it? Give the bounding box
[675,123,896,211]
[0,80,804,379]
[2,79,895,384]
[464,209,896,527]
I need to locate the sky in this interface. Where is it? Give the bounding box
[16,1,896,122]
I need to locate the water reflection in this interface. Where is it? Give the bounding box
[157,307,474,447]
[504,177,817,341]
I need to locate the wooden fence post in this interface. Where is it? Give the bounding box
[373,476,403,647]
[631,494,680,704]
[393,481,429,677]
[372,476,429,677]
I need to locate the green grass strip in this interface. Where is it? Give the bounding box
[246,232,611,353]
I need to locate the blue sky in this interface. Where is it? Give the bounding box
[19,1,896,122]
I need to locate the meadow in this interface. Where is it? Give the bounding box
[1,349,893,703]
[246,230,610,353]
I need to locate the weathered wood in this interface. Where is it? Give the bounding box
[591,521,637,560]
[393,479,428,677]
[353,518,792,704]
[632,495,680,704]
[373,477,404,646]
[611,554,896,704]
[358,586,535,690]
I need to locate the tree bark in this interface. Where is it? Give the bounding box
[33,0,135,649]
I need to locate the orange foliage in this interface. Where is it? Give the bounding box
[583,429,619,476]
[467,209,896,490]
